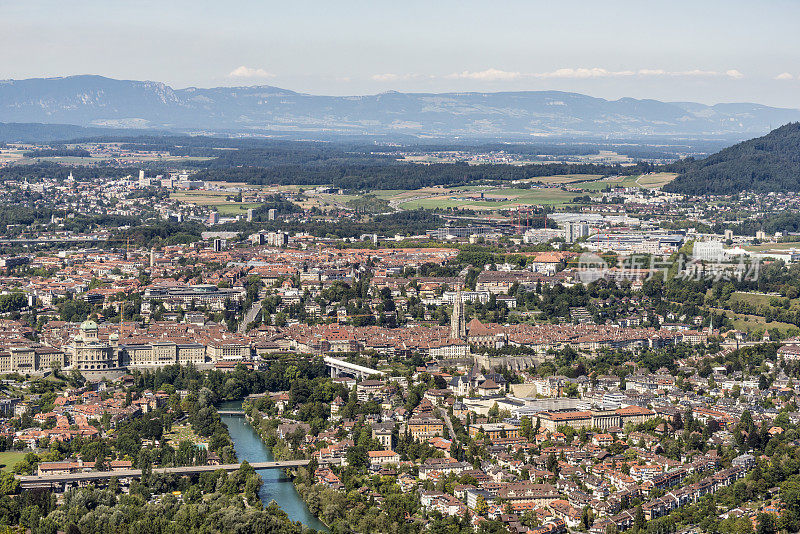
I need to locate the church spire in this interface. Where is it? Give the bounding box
[451,289,467,340]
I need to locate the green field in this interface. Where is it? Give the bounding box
[215,203,262,216]
[708,307,798,336]
[168,171,678,215]
[744,241,800,253]
[601,175,641,187]
[401,188,580,210]
[635,172,678,188]
[170,191,264,215]
[522,174,605,185]
[163,424,202,447]
[728,292,776,308]
[728,291,800,319]
[570,181,615,191]
[171,191,234,204]
[730,315,797,336]
[371,190,412,199]
[0,451,27,472]
[597,173,678,189]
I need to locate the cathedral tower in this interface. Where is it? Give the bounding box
[451,290,467,340]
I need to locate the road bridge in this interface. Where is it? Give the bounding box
[323,356,385,380]
[218,410,246,416]
[17,460,312,490]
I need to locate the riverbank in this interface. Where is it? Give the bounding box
[218,400,328,531]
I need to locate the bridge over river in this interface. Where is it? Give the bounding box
[17,460,311,490]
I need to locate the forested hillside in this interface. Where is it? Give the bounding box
[665,123,800,194]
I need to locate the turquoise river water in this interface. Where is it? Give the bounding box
[218,400,327,531]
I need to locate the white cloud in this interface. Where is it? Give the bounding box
[535,68,634,79]
[534,68,737,79]
[371,73,435,82]
[371,73,398,81]
[371,73,424,82]
[371,67,747,83]
[638,69,667,76]
[228,66,274,78]
[775,72,795,80]
[446,68,522,81]
[675,69,719,77]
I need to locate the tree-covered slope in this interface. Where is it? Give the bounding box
[665,123,800,194]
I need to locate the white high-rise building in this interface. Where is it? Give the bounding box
[693,240,727,262]
[564,222,589,243]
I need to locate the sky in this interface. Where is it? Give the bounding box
[2,0,800,107]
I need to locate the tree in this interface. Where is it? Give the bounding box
[781,480,800,514]
[635,505,646,530]
[759,374,770,391]
[582,506,593,530]
[520,417,532,440]
[546,453,558,472]
[564,383,579,398]
[475,495,488,516]
[94,456,107,471]
[756,513,776,534]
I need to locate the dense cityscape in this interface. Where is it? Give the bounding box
[5,2,800,533]
[0,129,798,534]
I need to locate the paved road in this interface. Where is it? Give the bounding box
[238,289,265,333]
[438,406,458,446]
[18,460,312,488]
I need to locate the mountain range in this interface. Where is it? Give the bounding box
[1,75,799,140]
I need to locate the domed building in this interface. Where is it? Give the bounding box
[67,319,120,371]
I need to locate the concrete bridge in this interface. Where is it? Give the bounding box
[323,356,385,380]
[218,410,246,416]
[18,460,312,490]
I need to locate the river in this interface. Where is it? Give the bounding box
[218,400,328,531]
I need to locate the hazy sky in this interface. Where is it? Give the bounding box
[3,0,800,107]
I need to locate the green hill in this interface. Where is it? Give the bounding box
[664,122,800,195]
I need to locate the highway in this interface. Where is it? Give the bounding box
[18,460,311,489]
